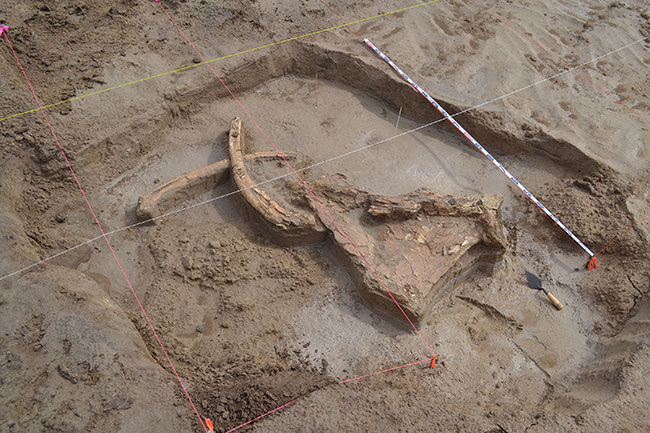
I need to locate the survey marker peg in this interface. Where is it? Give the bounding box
[0,25,9,37]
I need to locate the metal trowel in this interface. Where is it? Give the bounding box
[525,271,563,310]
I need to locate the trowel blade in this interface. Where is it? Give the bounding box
[525,270,543,290]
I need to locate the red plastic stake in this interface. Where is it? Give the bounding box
[430,356,437,368]
[587,256,597,271]
[0,26,8,37]
[205,418,214,432]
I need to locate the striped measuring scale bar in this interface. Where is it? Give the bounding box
[364,38,596,263]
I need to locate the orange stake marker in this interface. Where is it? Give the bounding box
[205,418,214,432]
[587,256,597,271]
[430,355,437,368]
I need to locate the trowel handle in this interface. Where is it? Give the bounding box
[546,292,563,310]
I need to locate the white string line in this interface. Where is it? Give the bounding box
[625,0,650,10]
[1,35,646,283]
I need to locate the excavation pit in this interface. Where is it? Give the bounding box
[1,21,648,433]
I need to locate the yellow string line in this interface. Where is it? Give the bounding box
[1,0,440,123]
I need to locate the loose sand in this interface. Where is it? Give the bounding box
[1,1,649,432]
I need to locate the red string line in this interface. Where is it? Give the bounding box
[2,30,208,433]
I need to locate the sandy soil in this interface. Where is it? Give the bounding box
[1,1,649,432]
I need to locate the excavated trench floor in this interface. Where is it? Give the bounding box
[78,70,593,430]
[6,43,648,432]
